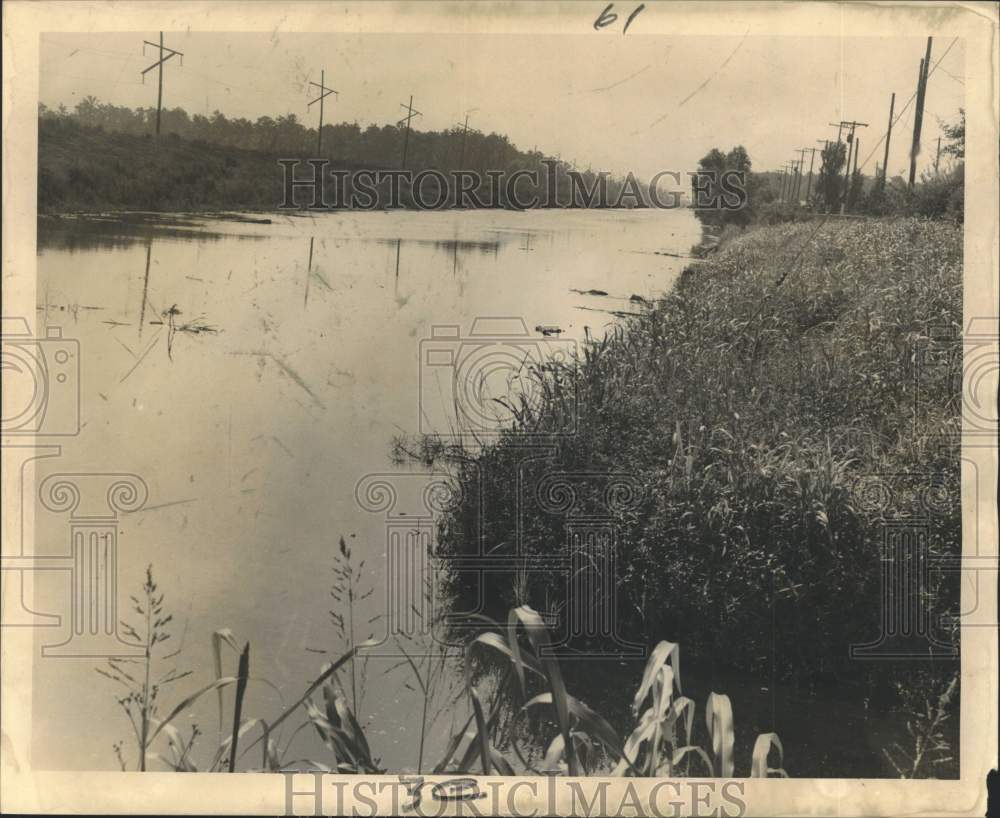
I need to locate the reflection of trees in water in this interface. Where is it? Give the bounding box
[37,215,265,253]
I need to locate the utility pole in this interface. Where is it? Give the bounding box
[909,37,933,189]
[935,136,942,174]
[455,108,479,168]
[308,71,338,156]
[778,166,788,203]
[141,32,184,137]
[780,163,795,203]
[801,147,819,203]
[833,120,869,213]
[397,96,423,170]
[793,149,810,204]
[848,137,861,210]
[881,92,896,191]
[815,140,832,211]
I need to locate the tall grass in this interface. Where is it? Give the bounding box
[96,566,191,771]
[99,573,789,777]
[430,217,962,698]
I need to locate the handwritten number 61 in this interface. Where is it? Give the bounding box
[594,3,645,34]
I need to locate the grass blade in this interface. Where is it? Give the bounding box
[508,606,579,776]
[228,642,250,772]
[469,685,492,775]
[706,692,735,777]
[211,628,240,739]
[147,677,239,745]
[632,641,681,716]
[751,732,784,778]
[239,638,378,761]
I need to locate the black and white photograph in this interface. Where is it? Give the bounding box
[1,2,997,816]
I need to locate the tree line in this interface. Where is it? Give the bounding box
[39,96,652,211]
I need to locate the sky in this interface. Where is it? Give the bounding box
[38,31,966,180]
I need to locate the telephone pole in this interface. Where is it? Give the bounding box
[455,108,479,168]
[308,71,338,156]
[793,149,810,203]
[832,120,868,213]
[815,140,832,210]
[141,32,184,137]
[780,163,794,203]
[397,96,423,170]
[935,136,942,174]
[909,37,933,188]
[881,92,896,191]
[790,158,802,204]
[800,147,819,203]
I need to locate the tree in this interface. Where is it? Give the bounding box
[692,145,753,227]
[940,109,964,160]
[847,169,865,211]
[817,142,847,212]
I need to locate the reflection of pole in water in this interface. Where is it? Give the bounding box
[393,238,403,300]
[304,236,315,307]
[139,239,153,337]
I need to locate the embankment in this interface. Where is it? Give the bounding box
[432,216,962,773]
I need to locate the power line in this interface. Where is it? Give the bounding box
[857,37,959,174]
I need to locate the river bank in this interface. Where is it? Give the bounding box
[428,215,963,777]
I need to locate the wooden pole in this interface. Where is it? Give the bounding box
[841,130,854,214]
[156,32,164,137]
[317,70,325,155]
[459,113,470,168]
[909,38,933,189]
[308,73,337,157]
[881,92,895,191]
[401,95,414,170]
[805,147,817,203]
[140,33,183,138]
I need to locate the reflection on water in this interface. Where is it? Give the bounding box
[30,208,703,772]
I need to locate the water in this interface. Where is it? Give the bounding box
[27,207,704,771]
